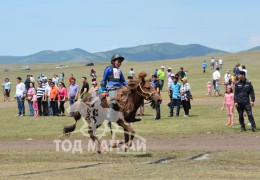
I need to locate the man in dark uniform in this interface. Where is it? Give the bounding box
[234,71,256,132]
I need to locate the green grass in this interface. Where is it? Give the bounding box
[1,51,260,179]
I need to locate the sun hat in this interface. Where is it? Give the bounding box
[161,66,165,69]
[170,73,175,77]
[181,77,188,83]
[168,67,172,70]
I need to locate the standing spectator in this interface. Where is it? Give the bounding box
[24,75,31,91]
[215,61,219,69]
[32,93,38,117]
[45,79,53,116]
[41,77,49,116]
[234,71,256,132]
[36,81,45,116]
[101,53,127,119]
[206,81,212,96]
[129,68,136,79]
[242,65,247,78]
[219,58,223,69]
[58,82,67,116]
[210,57,215,70]
[184,70,188,77]
[68,74,74,86]
[168,75,181,117]
[27,82,36,116]
[90,68,97,82]
[80,77,89,99]
[69,78,79,107]
[50,81,59,116]
[52,74,59,86]
[60,72,65,82]
[202,61,207,73]
[153,69,158,76]
[152,75,161,120]
[224,69,231,86]
[30,75,35,83]
[180,77,191,117]
[3,78,11,101]
[212,68,220,93]
[167,67,173,89]
[233,63,240,76]
[157,66,166,90]
[90,81,99,92]
[178,67,185,80]
[214,77,221,96]
[221,85,235,126]
[15,77,26,116]
[136,100,144,116]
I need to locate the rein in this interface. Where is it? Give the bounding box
[135,82,156,100]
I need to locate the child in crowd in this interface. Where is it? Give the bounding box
[206,81,212,96]
[221,85,235,125]
[32,94,38,117]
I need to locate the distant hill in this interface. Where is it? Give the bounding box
[246,46,260,51]
[0,43,228,64]
[95,43,227,61]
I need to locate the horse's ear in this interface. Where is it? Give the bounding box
[127,80,139,90]
[138,71,147,84]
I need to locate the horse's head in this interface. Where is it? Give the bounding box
[128,71,162,105]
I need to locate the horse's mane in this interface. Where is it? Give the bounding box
[114,71,147,113]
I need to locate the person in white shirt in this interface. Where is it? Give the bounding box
[242,65,247,78]
[16,77,26,116]
[129,68,136,78]
[219,58,223,69]
[52,74,59,86]
[224,70,230,85]
[212,68,221,92]
[211,57,215,70]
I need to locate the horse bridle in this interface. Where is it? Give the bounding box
[135,82,156,100]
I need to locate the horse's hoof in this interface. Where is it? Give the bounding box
[111,143,117,148]
[123,144,129,152]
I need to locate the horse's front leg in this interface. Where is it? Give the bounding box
[116,119,135,151]
[88,127,106,154]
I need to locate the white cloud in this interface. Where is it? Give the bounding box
[248,35,260,47]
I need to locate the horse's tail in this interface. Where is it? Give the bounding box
[63,111,82,134]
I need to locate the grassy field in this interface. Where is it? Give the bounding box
[0,51,260,179]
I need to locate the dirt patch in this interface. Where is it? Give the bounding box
[1,133,259,151]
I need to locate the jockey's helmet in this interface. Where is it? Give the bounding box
[111,53,124,64]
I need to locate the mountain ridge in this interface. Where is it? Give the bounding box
[0,42,229,64]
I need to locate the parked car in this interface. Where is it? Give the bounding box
[86,63,94,66]
[21,66,31,70]
[56,65,68,68]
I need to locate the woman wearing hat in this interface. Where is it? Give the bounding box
[180,77,192,117]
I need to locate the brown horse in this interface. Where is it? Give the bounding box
[63,71,161,153]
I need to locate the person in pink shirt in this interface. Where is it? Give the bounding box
[206,81,212,96]
[58,82,67,116]
[221,85,235,125]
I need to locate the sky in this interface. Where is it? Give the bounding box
[1,0,260,56]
